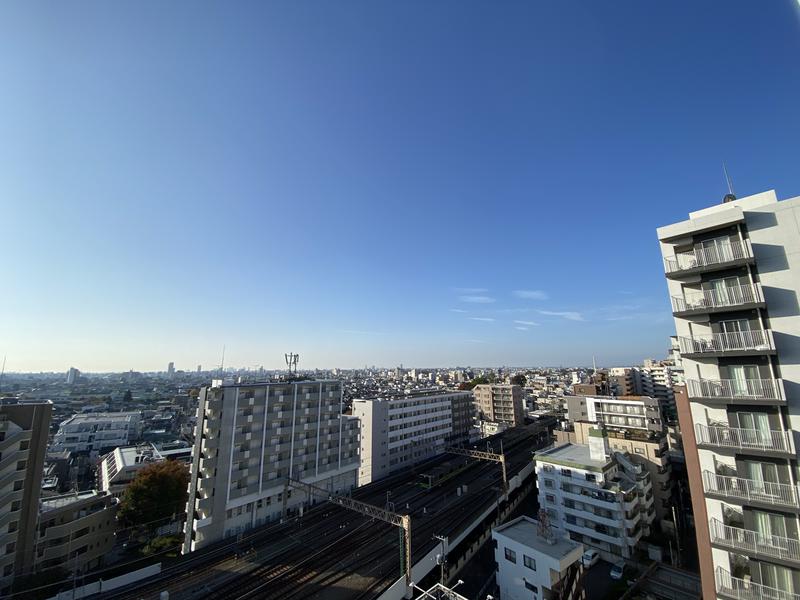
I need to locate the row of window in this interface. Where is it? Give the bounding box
[503,546,537,571]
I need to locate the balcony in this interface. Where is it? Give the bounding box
[686,378,784,404]
[715,566,800,600]
[702,470,800,509]
[664,239,753,279]
[709,519,800,566]
[696,423,794,456]
[678,330,775,358]
[672,283,765,316]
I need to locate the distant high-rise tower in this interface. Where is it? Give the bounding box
[167,362,175,377]
[197,364,202,373]
[658,190,800,600]
[65,367,80,384]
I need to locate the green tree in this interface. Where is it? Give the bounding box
[123,390,133,403]
[511,374,527,387]
[118,461,190,530]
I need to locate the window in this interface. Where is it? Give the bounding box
[504,547,517,563]
[585,473,596,482]
[635,448,644,455]
[524,581,538,593]
[561,469,572,478]
[544,479,554,489]
[524,555,536,570]
[546,494,556,504]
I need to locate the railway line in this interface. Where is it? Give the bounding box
[102,422,551,600]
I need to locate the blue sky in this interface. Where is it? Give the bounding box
[2,1,799,372]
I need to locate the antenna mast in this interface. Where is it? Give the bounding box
[285,352,299,376]
[219,345,226,374]
[0,355,5,394]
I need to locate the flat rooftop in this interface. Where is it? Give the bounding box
[41,490,102,511]
[534,443,609,472]
[62,411,140,423]
[495,516,582,560]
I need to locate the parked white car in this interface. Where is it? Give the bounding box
[582,549,600,568]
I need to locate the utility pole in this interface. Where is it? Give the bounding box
[433,534,448,585]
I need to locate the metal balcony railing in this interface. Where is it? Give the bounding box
[687,378,783,402]
[696,423,793,453]
[671,283,763,314]
[664,239,752,274]
[678,330,774,355]
[703,470,800,508]
[710,519,800,564]
[715,566,800,600]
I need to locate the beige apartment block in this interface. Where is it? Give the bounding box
[473,384,524,426]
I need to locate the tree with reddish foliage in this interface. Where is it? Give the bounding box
[118,460,190,530]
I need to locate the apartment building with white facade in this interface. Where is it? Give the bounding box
[493,515,585,600]
[534,432,655,561]
[52,412,143,454]
[183,380,359,553]
[658,190,800,600]
[98,444,164,497]
[353,390,474,485]
[473,384,524,426]
[0,400,52,595]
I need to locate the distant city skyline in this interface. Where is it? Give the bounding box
[3,2,799,372]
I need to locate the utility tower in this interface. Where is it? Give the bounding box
[285,352,299,375]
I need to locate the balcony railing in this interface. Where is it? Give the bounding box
[703,470,800,508]
[664,239,752,275]
[687,378,784,402]
[671,283,763,314]
[716,566,800,600]
[696,423,793,454]
[678,330,774,355]
[710,519,800,564]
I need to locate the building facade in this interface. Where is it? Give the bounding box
[534,435,655,561]
[473,384,524,426]
[52,412,143,454]
[353,390,474,486]
[35,491,117,575]
[183,380,360,553]
[0,400,52,594]
[493,515,585,600]
[98,444,165,497]
[658,190,800,599]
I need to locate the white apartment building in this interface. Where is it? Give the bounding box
[98,444,165,497]
[0,400,52,595]
[658,190,800,600]
[52,412,143,454]
[353,390,473,485]
[534,433,655,561]
[183,380,359,553]
[493,515,584,600]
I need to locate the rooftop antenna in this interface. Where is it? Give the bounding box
[219,345,226,374]
[0,355,5,394]
[285,352,299,375]
[592,355,597,374]
[723,162,736,202]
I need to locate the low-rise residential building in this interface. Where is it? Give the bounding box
[493,515,585,600]
[353,390,473,486]
[556,421,672,522]
[98,444,164,497]
[52,412,143,454]
[0,400,52,595]
[534,434,655,561]
[564,395,663,435]
[473,384,524,426]
[183,380,360,553]
[35,491,117,575]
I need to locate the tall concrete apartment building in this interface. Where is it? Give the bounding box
[658,190,800,600]
[473,384,524,426]
[353,390,474,485]
[0,400,52,595]
[183,380,359,553]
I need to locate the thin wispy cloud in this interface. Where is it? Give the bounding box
[469,317,495,322]
[514,320,539,326]
[513,290,548,300]
[337,329,384,335]
[454,287,488,294]
[538,310,584,321]
[459,295,495,304]
[515,326,529,331]
[450,308,468,313]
